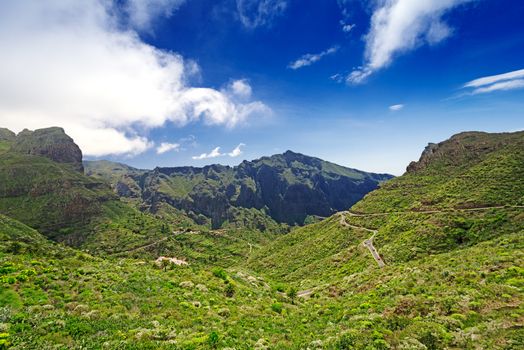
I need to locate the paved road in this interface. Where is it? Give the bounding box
[337,204,524,268]
[338,212,385,268]
[346,205,524,217]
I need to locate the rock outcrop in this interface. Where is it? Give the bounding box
[11,127,84,172]
[0,128,16,141]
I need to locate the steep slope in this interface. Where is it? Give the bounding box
[250,130,524,281]
[86,151,393,228]
[0,127,283,261]
[245,130,524,348]
[84,160,146,198]
[0,127,185,249]
[0,147,115,244]
[0,213,55,255]
[11,127,84,172]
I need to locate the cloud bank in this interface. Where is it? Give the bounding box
[0,1,270,157]
[289,46,339,70]
[348,0,473,84]
[463,69,524,94]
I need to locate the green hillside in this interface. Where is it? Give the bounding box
[246,130,524,347]
[0,151,116,244]
[1,130,523,349]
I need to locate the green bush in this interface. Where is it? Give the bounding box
[271,303,283,314]
[212,268,228,281]
[207,331,219,348]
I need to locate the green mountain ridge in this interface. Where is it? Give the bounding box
[86,150,393,228]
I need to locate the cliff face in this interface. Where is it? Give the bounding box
[0,128,16,141]
[86,151,394,228]
[0,127,117,243]
[406,131,521,174]
[11,127,84,172]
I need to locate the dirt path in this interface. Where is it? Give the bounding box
[297,289,313,298]
[111,237,169,255]
[362,233,386,268]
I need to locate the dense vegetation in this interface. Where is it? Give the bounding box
[0,129,523,349]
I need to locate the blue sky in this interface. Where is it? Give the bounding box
[1,0,523,174]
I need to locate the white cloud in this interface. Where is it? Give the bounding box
[471,79,524,95]
[228,143,245,157]
[192,147,223,160]
[192,143,246,160]
[236,0,288,29]
[156,142,180,154]
[460,69,524,95]
[289,46,340,70]
[389,104,404,111]
[464,69,524,88]
[0,1,270,157]
[227,79,253,99]
[124,0,186,31]
[341,22,356,33]
[347,0,473,84]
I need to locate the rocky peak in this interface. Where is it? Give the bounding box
[405,131,516,174]
[406,143,439,173]
[0,128,16,141]
[11,127,84,172]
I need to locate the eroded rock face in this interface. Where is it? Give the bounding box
[406,131,512,174]
[0,128,16,141]
[11,127,84,172]
[407,143,439,173]
[133,151,394,228]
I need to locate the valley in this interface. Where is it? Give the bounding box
[0,128,523,349]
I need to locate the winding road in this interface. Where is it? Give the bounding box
[345,205,524,217]
[338,212,385,268]
[337,204,524,268]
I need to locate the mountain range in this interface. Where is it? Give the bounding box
[0,126,522,349]
[85,150,392,228]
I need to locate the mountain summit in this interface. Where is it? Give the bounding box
[86,150,393,227]
[3,127,84,172]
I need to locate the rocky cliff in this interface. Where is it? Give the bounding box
[10,127,84,172]
[86,151,394,228]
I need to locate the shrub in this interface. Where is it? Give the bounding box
[287,287,298,304]
[271,303,283,314]
[274,284,286,293]
[0,333,10,350]
[224,283,235,298]
[207,331,219,348]
[212,268,228,281]
[336,332,357,349]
